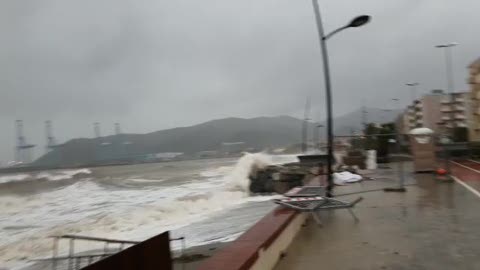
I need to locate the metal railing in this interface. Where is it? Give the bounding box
[30,234,186,270]
[51,234,140,270]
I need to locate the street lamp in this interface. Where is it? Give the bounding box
[435,43,458,94]
[313,124,324,150]
[436,43,458,132]
[392,98,400,110]
[311,0,370,197]
[406,83,419,103]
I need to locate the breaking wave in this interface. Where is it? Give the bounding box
[0,153,279,268]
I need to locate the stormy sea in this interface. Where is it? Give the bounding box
[0,153,298,269]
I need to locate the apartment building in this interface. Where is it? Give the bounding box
[469,57,480,141]
[438,92,471,132]
[402,90,444,131]
[395,110,411,135]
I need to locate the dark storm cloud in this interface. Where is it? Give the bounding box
[0,0,479,162]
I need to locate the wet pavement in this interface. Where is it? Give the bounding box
[275,169,480,270]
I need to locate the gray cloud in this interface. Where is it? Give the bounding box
[0,0,479,163]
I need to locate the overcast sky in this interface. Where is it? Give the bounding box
[1,0,479,163]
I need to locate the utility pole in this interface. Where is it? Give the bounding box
[15,120,35,163]
[301,97,311,153]
[94,122,101,139]
[361,105,368,130]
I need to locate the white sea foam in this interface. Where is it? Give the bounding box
[0,169,92,185]
[35,168,91,181]
[224,152,272,192]
[127,178,165,183]
[0,174,30,184]
[199,166,234,178]
[0,154,279,268]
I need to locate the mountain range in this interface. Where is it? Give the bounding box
[33,107,399,167]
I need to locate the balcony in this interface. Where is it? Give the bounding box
[471,74,480,84]
[441,98,451,104]
[454,114,466,120]
[441,106,451,112]
[457,122,467,128]
[441,116,450,121]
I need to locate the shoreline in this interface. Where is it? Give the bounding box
[0,155,244,175]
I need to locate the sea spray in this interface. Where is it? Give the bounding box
[224,152,272,192]
[0,154,276,268]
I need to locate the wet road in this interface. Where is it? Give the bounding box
[450,160,480,194]
[275,172,480,270]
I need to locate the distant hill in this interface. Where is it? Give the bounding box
[33,108,399,167]
[34,116,309,167]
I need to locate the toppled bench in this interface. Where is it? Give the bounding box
[274,186,363,225]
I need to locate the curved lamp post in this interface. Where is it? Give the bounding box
[406,82,419,103]
[311,0,370,197]
[435,43,458,95]
[435,43,458,133]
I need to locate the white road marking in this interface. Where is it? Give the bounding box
[467,159,480,165]
[451,160,480,174]
[450,161,480,199]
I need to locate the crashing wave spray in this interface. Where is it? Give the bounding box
[0,154,276,268]
[224,152,272,192]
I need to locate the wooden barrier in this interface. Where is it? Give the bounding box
[82,231,172,270]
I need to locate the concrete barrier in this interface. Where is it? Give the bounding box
[197,208,306,270]
[249,213,307,270]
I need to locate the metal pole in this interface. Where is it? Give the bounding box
[302,97,311,153]
[52,237,58,270]
[182,237,186,270]
[394,98,405,190]
[313,124,319,150]
[440,47,455,170]
[302,119,308,153]
[444,47,455,94]
[411,84,417,103]
[436,43,457,132]
[68,239,74,270]
[311,0,334,197]
[445,46,456,132]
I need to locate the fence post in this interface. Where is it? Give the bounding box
[52,237,59,270]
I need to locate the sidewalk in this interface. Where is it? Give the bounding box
[275,173,480,270]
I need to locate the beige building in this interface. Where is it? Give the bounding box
[438,92,470,132]
[419,91,444,132]
[399,90,444,134]
[395,110,411,135]
[405,105,417,130]
[469,58,480,141]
